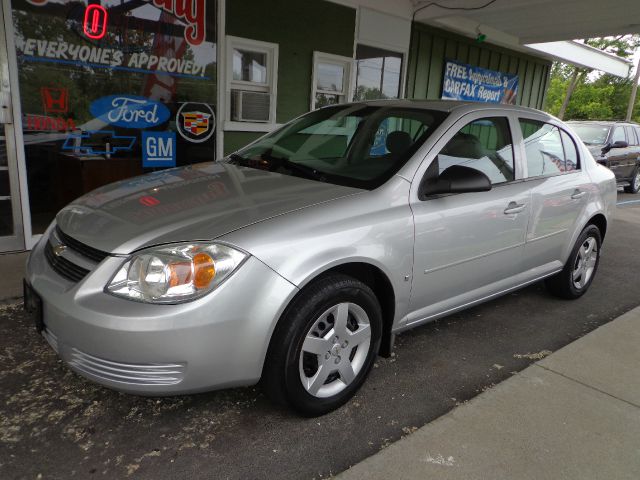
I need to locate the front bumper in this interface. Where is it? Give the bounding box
[26,236,298,395]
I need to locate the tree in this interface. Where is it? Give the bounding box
[546,35,640,120]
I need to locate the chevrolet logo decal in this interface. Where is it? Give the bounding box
[62,130,137,155]
[53,244,67,257]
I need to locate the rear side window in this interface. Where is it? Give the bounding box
[560,131,579,172]
[519,119,579,177]
[625,126,638,146]
[437,117,515,185]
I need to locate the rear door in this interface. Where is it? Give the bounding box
[624,125,640,176]
[607,126,630,179]
[407,111,531,325]
[518,117,590,272]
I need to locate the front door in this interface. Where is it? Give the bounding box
[406,113,530,326]
[0,2,24,251]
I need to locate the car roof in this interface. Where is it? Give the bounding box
[345,99,552,117]
[566,120,640,126]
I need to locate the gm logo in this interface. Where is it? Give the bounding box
[142,131,176,168]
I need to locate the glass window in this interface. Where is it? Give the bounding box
[520,120,570,177]
[570,124,611,146]
[227,37,278,124]
[317,63,345,92]
[625,126,638,146]
[312,53,352,110]
[233,49,267,83]
[437,117,515,185]
[229,105,447,190]
[611,127,626,144]
[561,131,579,172]
[354,45,403,101]
[11,0,217,234]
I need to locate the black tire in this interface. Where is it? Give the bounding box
[545,225,602,299]
[261,274,382,416]
[624,167,640,194]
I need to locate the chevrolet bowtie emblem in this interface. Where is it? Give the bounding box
[53,244,67,257]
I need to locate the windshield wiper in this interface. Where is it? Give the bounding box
[261,150,327,182]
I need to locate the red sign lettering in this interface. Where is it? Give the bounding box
[83,5,108,40]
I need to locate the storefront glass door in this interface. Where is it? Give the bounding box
[0,1,24,251]
[8,0,217,237]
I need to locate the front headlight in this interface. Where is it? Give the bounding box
[106,243,248,303]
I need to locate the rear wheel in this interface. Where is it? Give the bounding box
[545,225,601,299]
[262,274,382,416]
[624,166,640,194]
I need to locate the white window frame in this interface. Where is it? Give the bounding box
[225,36,278,132]
[310,51,354,110]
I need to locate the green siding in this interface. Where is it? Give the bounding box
[224,0,356,155]
[407,24,551,109]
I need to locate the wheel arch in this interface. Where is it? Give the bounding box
[264,260,398,370]
[588,213,607,242]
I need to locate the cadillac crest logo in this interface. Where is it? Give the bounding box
[182,112,211,136]
[176,102,215,143]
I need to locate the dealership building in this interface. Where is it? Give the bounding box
[0,0,635,254]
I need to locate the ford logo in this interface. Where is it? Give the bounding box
[90,95,170,129]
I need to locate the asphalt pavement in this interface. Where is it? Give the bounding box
[1,193,640,480]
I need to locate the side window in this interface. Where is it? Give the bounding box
[519,119,567,177]
[560,130,580,172]
[611,127,626,144]
[625,126,638,146]
[437,117,514,185]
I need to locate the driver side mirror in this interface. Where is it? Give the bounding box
[610,140,629,149]
[419,165,492,199]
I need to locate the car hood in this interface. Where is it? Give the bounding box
[586,144,605,158]
[55,162,362,254]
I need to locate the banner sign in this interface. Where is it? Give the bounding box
[442,59,518,105]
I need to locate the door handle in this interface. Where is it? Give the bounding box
[504,201,526,215]
[571,189,586,200]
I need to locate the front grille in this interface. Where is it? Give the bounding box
[68,348,186,386]
[55,226,109,263]
[44,240,90,282]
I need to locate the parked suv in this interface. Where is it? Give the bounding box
[568,120,640,193]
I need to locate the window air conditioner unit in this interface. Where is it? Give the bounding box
[231,90,271,123]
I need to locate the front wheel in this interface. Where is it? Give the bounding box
[262,274,382,416]
[545,225,601,299]
[624,167,640,194]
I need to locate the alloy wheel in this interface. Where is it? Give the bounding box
[572,236,598,289]
[298,302,371,398]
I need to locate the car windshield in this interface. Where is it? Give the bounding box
[570,124,611,145]
[227,105,448,190]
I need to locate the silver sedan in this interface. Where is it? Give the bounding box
[25,101,616,416]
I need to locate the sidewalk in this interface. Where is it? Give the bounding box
[337,306,640,480]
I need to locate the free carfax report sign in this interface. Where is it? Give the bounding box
[442,59,518,105]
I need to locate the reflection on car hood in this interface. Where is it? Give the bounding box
[55,162,362,254]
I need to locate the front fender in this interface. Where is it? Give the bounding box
[220,177,414,327]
